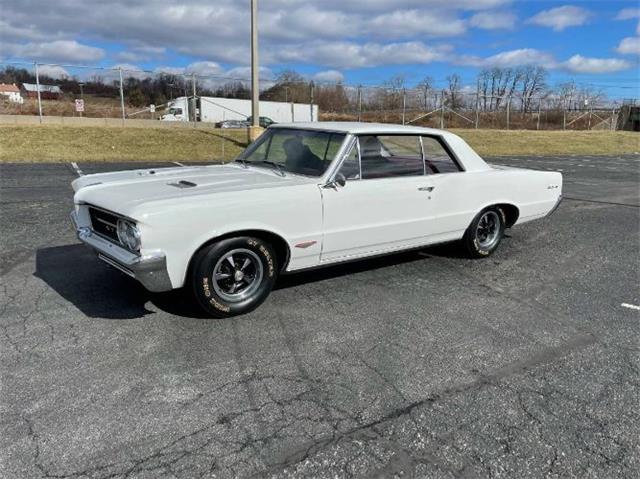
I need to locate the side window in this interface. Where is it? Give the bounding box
[337,143,360,180]
[421,136,462,174]
[359,135,424,179]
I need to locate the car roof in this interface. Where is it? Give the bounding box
[271,122,448,136]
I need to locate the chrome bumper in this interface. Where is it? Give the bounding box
[546,194,563,217]
[70,210,173,292]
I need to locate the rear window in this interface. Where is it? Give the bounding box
[421,136,462,174]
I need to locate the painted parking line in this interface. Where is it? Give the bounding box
[70,162,84,177]
[621,303,640,311]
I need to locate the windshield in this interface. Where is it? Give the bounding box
[238,128,346,177]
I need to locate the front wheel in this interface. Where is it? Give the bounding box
[191,237,278,318]
[462,207,506,258]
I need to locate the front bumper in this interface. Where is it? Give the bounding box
[70,210,173,292]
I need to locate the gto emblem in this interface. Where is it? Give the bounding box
[295,241,317,249]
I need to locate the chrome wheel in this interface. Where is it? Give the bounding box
[212,248,264,302]
[475,211,501,249]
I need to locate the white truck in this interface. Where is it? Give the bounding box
[160,96,318,124]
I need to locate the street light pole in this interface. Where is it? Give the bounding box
[250,0,260,138]
[79,82,84,117]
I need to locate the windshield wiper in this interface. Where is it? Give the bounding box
[257,160,286,177]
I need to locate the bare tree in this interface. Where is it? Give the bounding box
[446,73,462,109]
[417,76,434,110]
[519,66,547,112]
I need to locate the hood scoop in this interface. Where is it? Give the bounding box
[168,180,197,189]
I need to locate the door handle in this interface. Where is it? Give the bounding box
[418,186,435,192]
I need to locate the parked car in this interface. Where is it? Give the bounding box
[246,116,275,128]
[216,119,250,129]
[70,122,562,318]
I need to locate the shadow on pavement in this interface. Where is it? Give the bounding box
[35,241,468,319]
[34,244,208,320]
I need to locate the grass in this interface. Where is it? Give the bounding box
[454,129,640,157]
[0,124,638,162]
[0,125,248,162]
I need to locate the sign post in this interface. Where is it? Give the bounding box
[75,99,85,116]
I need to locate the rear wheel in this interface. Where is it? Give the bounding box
[191,237,277,318]
[462,207,505,258]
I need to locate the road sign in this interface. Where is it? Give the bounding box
[75,99,85,112]
[149,104,155,113]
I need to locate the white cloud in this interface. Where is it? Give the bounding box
[527,5,591,31]
[368,10,467,37]
[111,64,149,79]
[470,12,516,30]
[312,70,345,83]
[562,55,631,73]
[615,37,640,55]
[456,48,557,68]
[455,48,633,74]
[276,41,450,68]
[184,61,224,76]
[615,8,640,20]
[114,46,167,63]
[0,0,498,69]
[37,65,71,79]
[4,40,105,63]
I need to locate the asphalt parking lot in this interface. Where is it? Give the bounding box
[1,155,639,477]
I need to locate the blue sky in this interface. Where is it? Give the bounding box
[2,1,639,98]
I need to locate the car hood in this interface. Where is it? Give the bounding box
[72,164,315,217]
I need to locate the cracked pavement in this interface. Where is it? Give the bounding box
[1,155,639,477]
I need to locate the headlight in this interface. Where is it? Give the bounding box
[117,219,141,251]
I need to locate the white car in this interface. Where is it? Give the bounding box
[70,122,562,317]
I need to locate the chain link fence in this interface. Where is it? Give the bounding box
[0,61,634,131]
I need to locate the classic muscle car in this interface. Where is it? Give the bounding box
[70,123,562,317]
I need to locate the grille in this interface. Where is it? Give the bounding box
[88,207,120,243]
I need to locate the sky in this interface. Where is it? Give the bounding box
[1,0,639,98]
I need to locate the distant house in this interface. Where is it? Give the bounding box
[22,83,63,100]
[0,83,24,104]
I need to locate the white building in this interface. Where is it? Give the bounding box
[0,83,24,104]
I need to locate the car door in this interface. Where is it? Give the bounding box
[417,135,472,238]
[320,134,437,262]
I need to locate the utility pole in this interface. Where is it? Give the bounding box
[34,62,43,123]
[440,90,445,129]
[79,82,84,117]
[192,73,197,128]
[474,79,480,129]
[118,67,125,126]
[537,99,542,130]
[401,89,406,125]
[309,81,314,121]
[250,0,260,139]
